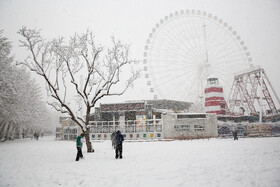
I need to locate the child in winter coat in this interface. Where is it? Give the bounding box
[76,133,85,161]
[115,130,124,159]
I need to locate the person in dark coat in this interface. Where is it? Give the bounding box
[76,133,85,161]
[115,130,124,159]
[233,129,238,140]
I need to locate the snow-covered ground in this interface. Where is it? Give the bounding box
[0,136,279,187]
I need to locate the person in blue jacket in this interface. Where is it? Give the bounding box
[115,130,124,159]
[76,133,85,161]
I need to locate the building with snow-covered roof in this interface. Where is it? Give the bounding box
[88,100,218,140]
[56,117,83,140]
[162,113,218,139]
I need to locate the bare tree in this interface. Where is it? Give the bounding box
[17,27,140,152]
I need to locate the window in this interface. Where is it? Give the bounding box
[174,125,190,131]
[69,135,76,140]
[194,125,205,131]
[90,126,97,133]
[108,126,114,133]
[56,127,62,133]
[125,111,136,120]
[70,128,77,134]
[125,125,134,133]
[156,125,162,132]
[103,126,109,133]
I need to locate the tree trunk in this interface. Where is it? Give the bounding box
[0,122,7,140]
[11,125,17,139]
[83,107,94,153]
[85,127,94,152]
[4,122,11,140]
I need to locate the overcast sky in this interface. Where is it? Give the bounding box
[0,0,280,105]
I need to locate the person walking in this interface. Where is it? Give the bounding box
[115,130,124,159]
[111,131,117,149]
[233,129,238,140]
[76,133,85,161]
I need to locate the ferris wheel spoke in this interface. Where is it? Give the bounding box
[144,10,252,102]
[148,52,198,68]
[150,38,199,62]
[211,63,246,72]
[211,49,246,66]
[212,58,247,68]
[206,28,233,53]
[168,17,201,57]
[194,16,208,55]
[180,17,204,56]
[150,65,196,76]
[148,58,197,71]
[151,67,196,84]
[211,45,241,64]
[154,21,200,58]
[183,71,202,101]
[152,60,196,70]
[209,33,240,63]
[175,16,207,57]
[207,23,233,53]
[210,40,244,62]
[153,68,196,86]
[207,22,231,48]
[155,70,198,100]
[149,47,196,65]
[180,73,198,100]
[210,65,243,81]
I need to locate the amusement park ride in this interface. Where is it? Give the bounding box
[143,9,280,121]
[204,67,280,120]
[228,67,280,117]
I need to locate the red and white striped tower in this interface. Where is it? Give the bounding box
[204,77,227,115]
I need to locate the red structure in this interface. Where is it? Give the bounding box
[204,77,227,115]
[228,67,280,116]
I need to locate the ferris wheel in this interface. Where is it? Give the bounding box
[143,9,252,103]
